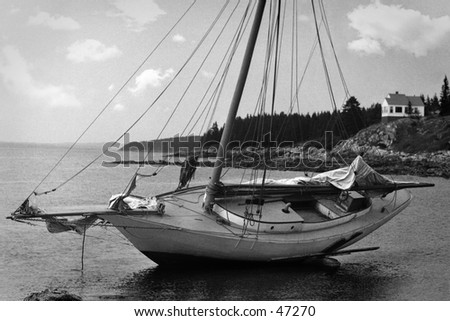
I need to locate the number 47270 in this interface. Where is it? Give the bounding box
[275,305,315,317]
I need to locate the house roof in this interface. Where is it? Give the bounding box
[385,93,424,107]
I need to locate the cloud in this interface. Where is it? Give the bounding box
[113,103,125,111]
[172,34,186,43]
[9,5,20,15]
[348,38,385,56]
[67,39,122,63]
[0,45,81,108]
[129,68,174,93]
[28,11,81,30]
[347,1,450,57]
[110,0,166,32]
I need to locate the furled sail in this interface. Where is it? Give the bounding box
[240,156,417,197]
[108,172,157,210]
[45,215,98,234]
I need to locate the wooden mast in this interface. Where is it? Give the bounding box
[204,0,267,209]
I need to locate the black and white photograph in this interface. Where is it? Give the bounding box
[0,0,448,317]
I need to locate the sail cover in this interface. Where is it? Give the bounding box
[248,156,395,190]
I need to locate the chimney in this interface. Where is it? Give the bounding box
[395,91,399,94]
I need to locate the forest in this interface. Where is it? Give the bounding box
[203,99,381,147]
[202,75,450,147]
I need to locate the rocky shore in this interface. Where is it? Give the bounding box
[330,116,450,178]
[234,116,450,178]
[108,117,450,178]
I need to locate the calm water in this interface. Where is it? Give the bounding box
[0,143,449,301]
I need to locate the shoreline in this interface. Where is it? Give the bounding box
[106,150,450,179]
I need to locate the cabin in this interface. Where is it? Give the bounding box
[381,92,425,123]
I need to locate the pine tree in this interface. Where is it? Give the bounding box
[342,96,364,136]
[432,94,440,114]
[406,101,413,116]
[424,95,432,116]
[440,75,450,116]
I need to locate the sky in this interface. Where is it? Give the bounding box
[1,0,450,144]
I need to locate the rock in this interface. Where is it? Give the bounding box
[24,288,82,301]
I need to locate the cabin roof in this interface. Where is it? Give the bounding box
[385,93,424,107]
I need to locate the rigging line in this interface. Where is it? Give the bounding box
[260,0,283,203]
[201,16,245,136]
[40,0,229,195]
[24,0,198,201]
[192,28,255,146]
[290,0,296,110]
[254,0,282,148]
[293,0,304,142]
[180,0,252,136]
[251,1,273,144]
[318,0,360,134]
[275,37,320,142]
[121,0,234,194]
[284,0,300,142]
[179,8,244,137]
[246,15,272,188]
[254,1,277,142]
[156,0,238,141]
[311,0,336,111]
[251,0,280,193]
[192,2,256,139]
[238,0,283,186]
[238,1,276,185]
[201,0,255,133]
[291,36,320,113]
[200,4,248,135]
[269,0,283,139]
[311,0,348,142]
[269,0,287,140]
[81,224,87,271]
[192,0,255,136]
[319,0,350,97]
[258,6,292,146]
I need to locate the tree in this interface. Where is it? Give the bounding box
[363,103,381,126]
[341,96,365,137]
[440,75,450,116]
[424,95,432,116]
[202,121,222,146]
[431,94,440,115]
[406,101,413,116]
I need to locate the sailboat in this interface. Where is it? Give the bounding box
[9,0,433,266]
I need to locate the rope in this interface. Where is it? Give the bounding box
[81,224,87,270]
[120,0,235,196]
[24,1,198,201]
[237,1,277,186]
[311,0,350,141]
[156,0,235,140]
[200,1,251,134]
[183,0,255,136]
[260,0,283,206]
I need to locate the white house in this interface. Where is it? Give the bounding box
[381,92,425,123]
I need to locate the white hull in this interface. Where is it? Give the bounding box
[99,188,412,265]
